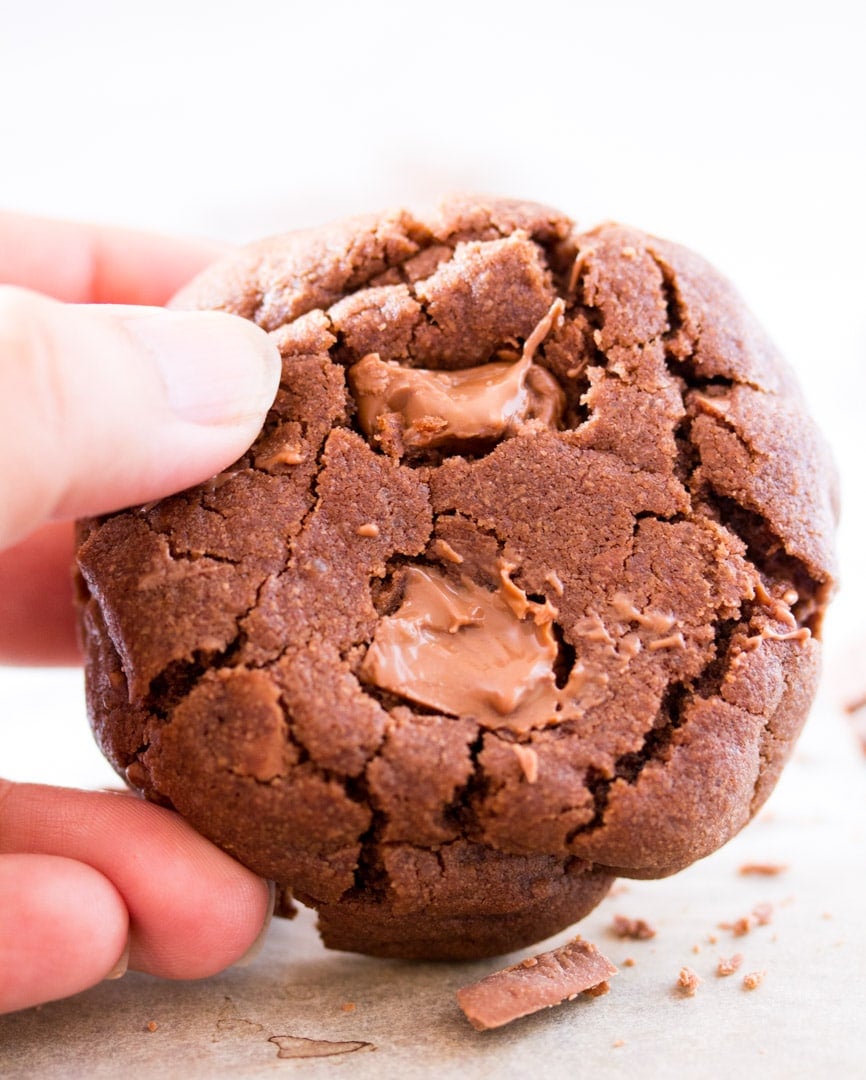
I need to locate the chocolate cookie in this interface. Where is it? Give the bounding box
[76,197,837,959]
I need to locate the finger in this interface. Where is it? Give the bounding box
[0,287,280,547]
[0,853,129,1014]
[0,781,272,980]
[0,211,226,305]
[0,522,80,665]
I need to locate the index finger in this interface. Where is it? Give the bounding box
[0,212,227,305]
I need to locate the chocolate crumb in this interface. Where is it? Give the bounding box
[720,916,753,936]
[752,902,774,926]
[429,537,464,564]
[611,915,657,940]
[456,936,618,1031]
[717,953,744,976]
[842,691,863,751]
[844,692,866,714]
[511,744,540,784]
[677,967,701,996]
[743,971,766,990]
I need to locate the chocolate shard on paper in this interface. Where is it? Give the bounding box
[457,936,618,1030]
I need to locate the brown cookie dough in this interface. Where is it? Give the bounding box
[75,196,837,960]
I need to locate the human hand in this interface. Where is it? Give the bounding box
[0,213,281,1014]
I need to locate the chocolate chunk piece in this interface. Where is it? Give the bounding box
[360,562,595,732]
[348,298,565,455]
[456,937,618,1030]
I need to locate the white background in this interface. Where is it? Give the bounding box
[1,3,865,1074]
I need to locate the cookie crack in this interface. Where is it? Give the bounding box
[135,504,242,567]
[342,789,389,904]
[648,247,767,396]
[647,247,690,354]
[443,726,488,839]
[144,650,223,718]
[565,249,604,333]
[141,568,275,718]
[704,492,827,634]
[566,682,689,843]
[251,216,435,328]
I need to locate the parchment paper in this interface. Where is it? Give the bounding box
[2,680,863,1080]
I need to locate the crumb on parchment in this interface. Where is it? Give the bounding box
[752,902,773,926]
[717,953,744,977]
[719,903,774,936]
[677,967,701,997]
[611,915,657,940]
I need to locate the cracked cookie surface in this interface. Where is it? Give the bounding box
[75,196,837,959]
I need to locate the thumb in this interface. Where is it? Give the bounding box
[0,286,280,546]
